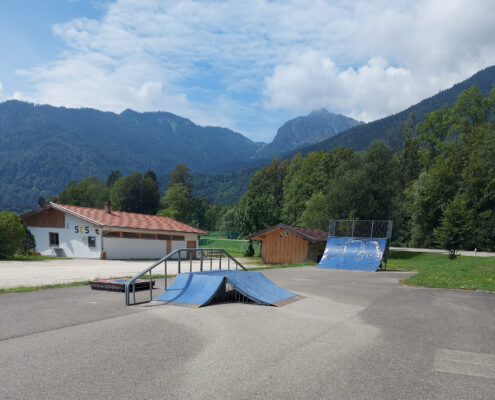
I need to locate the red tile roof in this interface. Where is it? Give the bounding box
[247,223,328,243]
[51,203,206,235]
[289,226,328,242]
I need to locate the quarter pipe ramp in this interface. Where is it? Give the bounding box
[317,237,387,271]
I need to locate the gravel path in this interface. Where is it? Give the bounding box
[0,257,260,289]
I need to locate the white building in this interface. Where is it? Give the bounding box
[22,202,206,259]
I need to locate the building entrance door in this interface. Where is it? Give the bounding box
[187,240,196,259]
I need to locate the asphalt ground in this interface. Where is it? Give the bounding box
[1,267,494,399]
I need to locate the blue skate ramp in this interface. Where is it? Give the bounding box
[317,237,387,271]
[155,270,301,307]
[155,273,224,307]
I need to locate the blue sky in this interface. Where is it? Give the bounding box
[0,1,108,94]
[1,0,495,142]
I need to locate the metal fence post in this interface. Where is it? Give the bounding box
[164,260,167,291]
[149,272,152,301]
[178,250,181,274]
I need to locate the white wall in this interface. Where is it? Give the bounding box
[103,233,198,260]
[28,214,102,259]
[103,237,167,260]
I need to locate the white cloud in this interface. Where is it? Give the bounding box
[264,0,495,121]
[264,52,425,122]
[14,0,495,137]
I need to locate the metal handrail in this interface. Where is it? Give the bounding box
[124,248,246,306]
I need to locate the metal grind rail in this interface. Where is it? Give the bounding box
[124,248,246,306]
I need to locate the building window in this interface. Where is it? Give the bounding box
[140,233,155,240]
[103,231,120,238]
[172,235,185,241]
[49,232,59,247]
[122,232,139,239]
[157,234,170,240]
[88,236,96,248]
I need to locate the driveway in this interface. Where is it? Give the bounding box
[0,267,493,399]
[0,257,260,289]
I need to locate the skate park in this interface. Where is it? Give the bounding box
[1,221,494,399]
[2,263,494,399]
[120,220,391,308]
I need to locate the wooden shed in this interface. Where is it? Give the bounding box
[247,224,328,265]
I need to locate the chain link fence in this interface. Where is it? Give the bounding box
[329,220,393,239]
[199,236,261,257]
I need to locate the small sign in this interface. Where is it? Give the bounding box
[74,226,90,234]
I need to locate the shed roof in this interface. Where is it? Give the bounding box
[22,203,207,235]
[247,223,328,243]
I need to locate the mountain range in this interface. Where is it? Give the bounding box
[0,101,355,211]
[255,109,362,158]
[1,65,494,211]
[294,65,495,156]
[192,66,495,203]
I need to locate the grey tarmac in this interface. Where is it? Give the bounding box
[0,267,494,399]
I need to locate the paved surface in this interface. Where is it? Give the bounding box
[1,267,494,399]
[390,247,495,257]
[0,257,259,289]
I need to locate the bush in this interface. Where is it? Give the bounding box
[21,225,36,254]
[433,194,472,255]
[244,241,255,257]
[0,211,26,259]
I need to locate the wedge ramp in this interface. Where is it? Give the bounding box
[155,270,302,307]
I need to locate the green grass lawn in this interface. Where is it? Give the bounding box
[199,238,261,258]
[0,274,173,294]
[0,281,90,294]
[388,250,495,291]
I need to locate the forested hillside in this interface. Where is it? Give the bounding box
[192,167,260,205]
[293,65,495,156]
[0,101,262,211]
[0,101,360,211]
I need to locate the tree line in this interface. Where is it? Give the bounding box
[228,85,495,252]
[49,165,226,231]
[47,85,495,252]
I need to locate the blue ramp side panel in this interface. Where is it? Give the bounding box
[156,270,301,307]
[317,237,387,271]
[221,270,300,306]
[155,273,224,307]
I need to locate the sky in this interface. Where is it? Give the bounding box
[1,0,495,142]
